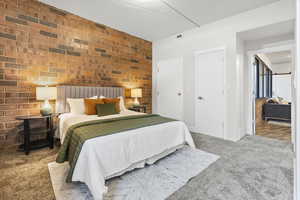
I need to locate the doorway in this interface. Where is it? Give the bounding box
[248,46,295,143]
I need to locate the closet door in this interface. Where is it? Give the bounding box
[195,49,225,139]
[157,58,183,120]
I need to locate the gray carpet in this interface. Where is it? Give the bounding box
[48,147,219,200]
[169,134,293,200]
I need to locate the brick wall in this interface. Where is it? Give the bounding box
[0,0,152,146]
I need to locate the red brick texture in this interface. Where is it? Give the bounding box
[0,0,152,146]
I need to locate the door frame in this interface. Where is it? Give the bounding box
[247,43,295,142]
[156,57,184,120]
[295,0,300,199]
[194,47,226,138]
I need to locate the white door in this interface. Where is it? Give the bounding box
[195,49,225,138]
[157,58,183,120]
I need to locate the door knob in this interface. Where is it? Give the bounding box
[198,96,203,100]
[178,93,182,96]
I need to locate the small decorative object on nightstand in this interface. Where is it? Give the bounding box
[36,86,57,116]
[16,114,56,155]
[129,105,147,113]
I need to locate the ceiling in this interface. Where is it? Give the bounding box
[238,20,295,42]
[259,50,292,73]
[40,0,280,41]
[264,50,292,65]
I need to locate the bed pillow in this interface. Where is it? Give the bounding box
[96,103,118,117]
[67,96,98,114]
[84,99,104,115]
[103,98,121,113]
[118,96,127,112]
[100,96,126,112]
[67,98,85,114]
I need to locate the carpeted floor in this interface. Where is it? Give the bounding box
[0,133,293,200]
[168,134,293,200]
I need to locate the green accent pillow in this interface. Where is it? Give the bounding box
[96,103,118,117]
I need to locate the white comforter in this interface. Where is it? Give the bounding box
[58,110,195,200]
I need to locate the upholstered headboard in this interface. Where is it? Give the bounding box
[56,85,124,113]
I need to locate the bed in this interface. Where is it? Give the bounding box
[55,86,195,200]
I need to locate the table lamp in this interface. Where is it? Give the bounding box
[131,88,142,106]
[36,86,57,116]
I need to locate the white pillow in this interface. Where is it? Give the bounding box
[67,96,98,114]
[99,95,106,99]
[118,96,126,112]
[67,98,84,114]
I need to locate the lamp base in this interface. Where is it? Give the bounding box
[40,100,52,116]
[133,97,140,107]
[40,108,52,116]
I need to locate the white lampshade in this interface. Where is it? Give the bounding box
[36,87,57,100]
[131,88,142,98]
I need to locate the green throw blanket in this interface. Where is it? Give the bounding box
[56,114,176,182]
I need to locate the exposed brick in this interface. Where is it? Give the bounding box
[5,16,28,25]
[74,38,88,45]
[5,121,21,129]
[130,59,139,63]
[0,56,16,63]
[40,72,57,77]
[112,70,121,74]
[18,14,39,23]
[0,104,17,110]
[39,20,57,28]
[49,7,67,16]
[58,45,74,51]
[5,63,26,69]
[49,48,65,54]
[0,0,152,147]
[5,74,18,80]
[95,23,106,29]
[101,77,112,81]
[40,30,57,38]
[0,32,16,40]
[0,80,17,86]
[49,67,65,73]
[67,51,80,56]
[101,53,112,58]
[95,48,106,53]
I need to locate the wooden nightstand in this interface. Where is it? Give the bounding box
[16,114,56,155]
[129,105,147,113]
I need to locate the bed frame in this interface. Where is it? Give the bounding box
[56,85,124,113]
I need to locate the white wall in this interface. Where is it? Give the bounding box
[272,62,292,73]
[153,0,295,141]
[273,74,292,101]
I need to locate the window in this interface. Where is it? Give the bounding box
[255,56,272,98]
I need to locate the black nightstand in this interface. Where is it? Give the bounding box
[129,105,147,113]
[16,114,56,155]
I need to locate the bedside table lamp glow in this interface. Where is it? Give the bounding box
[131,88,142,106]
[36,86,57,116]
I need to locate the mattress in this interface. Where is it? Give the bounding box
[57,110,195,200]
